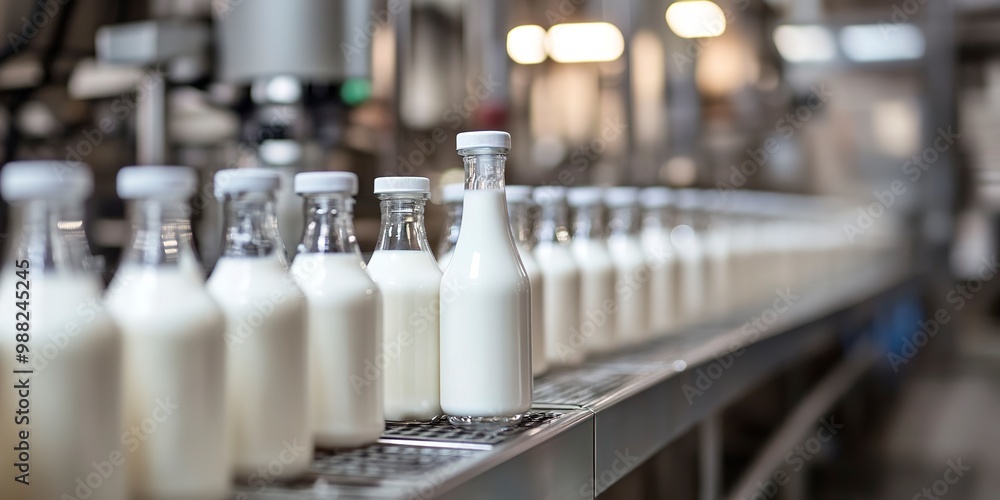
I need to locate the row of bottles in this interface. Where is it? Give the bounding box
[436,182,897,369]
[0,131,533,499]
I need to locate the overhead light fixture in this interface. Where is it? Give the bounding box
[839,24,924,62]
[665,1,727,39]
[507,25,547,65]
[545,22,624,63]
[773,25,837,63]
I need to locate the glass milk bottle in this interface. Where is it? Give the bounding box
[640,187,677,335]
[701,192,733,315]
[106,166,228,499]
[0,161,124,500]
[672,189,707,326]
[437,182,464,271]
[289,172,384,447]
[206,169,311,479]
[506,185,548,376]
[532,186,583,366]
[440,131,532,426]
[605,187,650,345]
[566,187,617,353]
[366,177,442,421]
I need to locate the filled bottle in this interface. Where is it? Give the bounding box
[0,161,125,500]
[289,171,384,447]
[437,182,464,271]
[367,177,442,421]
[566,187,617,353]
[640,187,677,335]
[106,166,229,499]
[440,131,532,426]
[700,191,733,316]
[506,185,548,376]
[672,189,707,326]
[605,187,651,345]
[206,168,311,479]
[532,186,584,366]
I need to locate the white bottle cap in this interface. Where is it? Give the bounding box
[117,166,197,200]
[214,168,281,198]
[566,187,604,207]
[604,187,640,207]
[456,131,511,151]
[639,187,672,208]
[374,176,430,194]
[440,182,465,203]
[1,161,93,201]
[294,171,359,195]
[532,186,567,205]
[505,185,534,203]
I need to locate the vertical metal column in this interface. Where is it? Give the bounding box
[700,414,722,500]
[137,68,166,164]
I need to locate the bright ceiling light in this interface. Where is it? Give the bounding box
[840,24,925,62]
[507,25,547,65]
[665,1,727,39]
[773,25,837,63]
[545,23,625,63]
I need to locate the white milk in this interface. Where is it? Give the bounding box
[291,253,384,447]
[366,250,442,421]
[607,235,650,345]
[0,273,124,500]
[439,190,532,417]
[672,224,706,326]
[106,266,229,499]
[437,249,454,271]
[704,224,732,315]
[207,256,311,479]
[533,242,583,365]
[570,239,616,352]
[642,228,676,335]
[516,244,548,375]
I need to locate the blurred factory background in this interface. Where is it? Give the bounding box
[2,0,1000,498]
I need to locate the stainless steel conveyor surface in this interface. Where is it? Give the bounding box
[237,261,911,500]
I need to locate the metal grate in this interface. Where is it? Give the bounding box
[381,411,564,445]
[309,443,481,480]
[533,370,638,405]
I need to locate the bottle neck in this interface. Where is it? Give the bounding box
[298,193,360,255]
[572,204,605,240]
[642,207,674,232]
[507,200,534,247]
[375,194,432,252]
[438,201,463,256]
[221,191,287,262]
[461,150,507,190]
[609,206,640,237]
[535,202,571,244]
[5,199,94,273]
[122,198,193,268]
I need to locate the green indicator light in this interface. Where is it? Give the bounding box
[341,79,372,105]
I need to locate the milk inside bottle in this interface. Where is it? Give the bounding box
[206,168,312,479]
[436,182,464,271]
[289,171,385,447]
[106,166,229,499]
[366,177,442,421]
[440,131,532,426]
[532,186,584,366]
[0,161,125,500]
[640,187,677,335]
[700,191,733,315]
[672,189,707,326]
[506,185,548,375]
[605,187,650,345]
[567,187,617,353]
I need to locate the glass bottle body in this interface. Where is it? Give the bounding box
[607,205,651,344]
[570,204,617,352]
[206,190,311,479]
[533,197,583,366]
[440,150,532,425]
[641,206,678,335]
[508,198,548,376]
[367,192,443,421]
[292,193,385,444]
[0,199,124,500]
